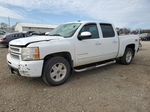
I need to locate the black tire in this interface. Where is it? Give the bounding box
[42,56,71,86]
[119,48,134,65]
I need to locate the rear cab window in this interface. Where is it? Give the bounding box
[100,23,115,38]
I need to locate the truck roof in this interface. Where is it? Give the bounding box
[65,21,112,25]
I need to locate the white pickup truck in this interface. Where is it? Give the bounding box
[7,21,139,86]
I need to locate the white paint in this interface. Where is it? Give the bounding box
[7,21,139,77]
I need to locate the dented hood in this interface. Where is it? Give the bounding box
[9,36,63,47]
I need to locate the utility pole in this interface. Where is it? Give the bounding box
[8,16,11,32]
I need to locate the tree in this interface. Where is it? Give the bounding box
[0,22,8,30]
[116,27,131,35]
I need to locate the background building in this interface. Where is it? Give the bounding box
[141,29,150,33]
[14,23,57,33]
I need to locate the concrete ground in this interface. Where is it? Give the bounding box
[0,42,150,112]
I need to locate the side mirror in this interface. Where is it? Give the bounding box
[45,32,50,35]
[78,32,92,40]
[117,31,120,36]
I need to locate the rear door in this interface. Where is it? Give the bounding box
[98,23,119,59]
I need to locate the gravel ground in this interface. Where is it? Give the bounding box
[0,42,150,112]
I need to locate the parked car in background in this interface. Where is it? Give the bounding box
[0,30,6,35]
[0,32,31,47]
[139,33,150,41]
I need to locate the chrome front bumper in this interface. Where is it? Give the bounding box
[7,53,44,77]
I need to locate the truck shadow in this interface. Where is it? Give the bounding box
[8,63,125,87]
[70,63,118,82]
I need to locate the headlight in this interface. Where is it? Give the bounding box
[21,47,40,61]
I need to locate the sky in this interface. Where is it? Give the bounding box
[0,0,150,29]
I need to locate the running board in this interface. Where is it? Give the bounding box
[74,60,116,72]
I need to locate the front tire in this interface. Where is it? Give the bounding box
[118,48,134,65]
[42,57,71,86]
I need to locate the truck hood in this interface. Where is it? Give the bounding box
[9,36,63,46]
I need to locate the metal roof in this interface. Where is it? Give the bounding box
[15,23,58,28]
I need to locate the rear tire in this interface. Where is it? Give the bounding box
[42,56,71,86]
[118,48,134,65]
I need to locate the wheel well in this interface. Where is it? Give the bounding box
[126,44,135,56]
[43,52,73,67]
[126,44,135,51]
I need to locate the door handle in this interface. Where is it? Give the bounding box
[95,42,101,45]
[113,41,118,43]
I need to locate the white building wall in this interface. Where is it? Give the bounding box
[15,24,23,32]
[22,27,54,33]
[14,23,57,33]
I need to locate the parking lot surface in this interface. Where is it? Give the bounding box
[0,42,150,112]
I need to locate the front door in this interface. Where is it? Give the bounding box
[75,23,101,66]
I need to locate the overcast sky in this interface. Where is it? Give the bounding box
[0,0,149,29]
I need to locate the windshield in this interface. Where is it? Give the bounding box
[0,30,5,35]
[49,23,81,38]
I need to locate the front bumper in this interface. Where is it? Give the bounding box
[7,53,44,77]
[0,40,8,46]
[8,65,21,76]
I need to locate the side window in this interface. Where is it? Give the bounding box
[7,35,10,38]
[14,33,21,38]
[22,34,26,37]
[25,33,30,37]
[16,34,20,38]
[13,34,16,38]
[100,24,115,38]
[19,33,23,38]
[10,34,14,38]
[79,24,99,39]
[14,34,18,38]
[23,33,30,37]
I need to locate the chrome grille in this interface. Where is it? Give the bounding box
[11,53,20,59]
[10,47,19,53]
[9,46,21,60]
